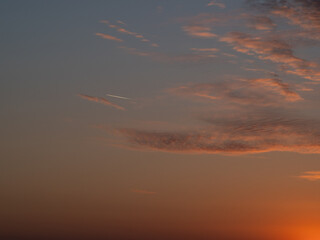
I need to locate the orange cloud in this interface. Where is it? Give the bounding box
[220,32,320,81]
[178,13,223,39]
[190,48,219,53]
[272,3,320,33]
[298,171,320,181]
[244,15,276,30]
[78,94,125,110]
[95,33,123,42]
[250,78,302,102]
[168,77,302,106]
[116,27,137,36]
[183,25,217,38]
[248,0,320,42]
[116,115,320,154]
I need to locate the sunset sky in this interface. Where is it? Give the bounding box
[1,0,320,239]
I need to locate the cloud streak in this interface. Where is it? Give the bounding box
[182,25,217,38]
[100,20,159,47]
[168,77,302,106]
[207,1,226,8]
[78,94,125,110]
[179,13,221,38]
[95,33,123,42]
[106,93,132,100]
[298,171,320,181]
[118,46,217,63]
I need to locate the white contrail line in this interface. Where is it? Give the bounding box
[106,93,131,100]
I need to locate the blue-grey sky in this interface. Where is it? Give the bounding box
[1,1,320,239]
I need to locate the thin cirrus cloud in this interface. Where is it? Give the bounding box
[298,171,320,181]
[118,46,217,63]
[78,94,125,110]
[95,33,123,42]
[182,25,217,38]
[191,48,219,52]
[190,48,219,57]
[179,13,220,38]
[190,48,219,53]
[250,77,302,102]
[244,14,276,30]
[116,20,126,25]
[167,77,302,106]
[100,20,159,47]
[207,1,226,8]
[116,114,320,155]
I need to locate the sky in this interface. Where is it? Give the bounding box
[1,0,320,239]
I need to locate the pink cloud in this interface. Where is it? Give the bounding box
[220,32,320,81]
[244,15,276,30]
[182,25,217,38]
[95,33,123,42]
[167,77,302,106]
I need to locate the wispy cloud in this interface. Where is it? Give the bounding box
[207,1,226,8]
[272,2,320,32]
[189,48,219,57]
[100,20,159,47]
[119,46,217,63]
[190,48,219,54]
[116,20,126,25]
[250,77,302,102]
[244,14,276,30]
[168,77,302,106]
[248,0,320,41]
[95,33,123,42]
[182,25,217,38]
[78,94,125,110]
[220,31,320,81]
[298,171,320,181]
[179,13,221,38]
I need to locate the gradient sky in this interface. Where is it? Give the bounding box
[1,0,320,239]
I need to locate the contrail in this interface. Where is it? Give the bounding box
[78,94,125,110]
[106,93,131,100]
